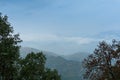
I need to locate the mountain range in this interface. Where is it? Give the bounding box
[63,52,89,62]
[20,47,89,80]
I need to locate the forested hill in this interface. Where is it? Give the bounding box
[20,47,84,80]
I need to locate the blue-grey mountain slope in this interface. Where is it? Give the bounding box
[63,52,89,62]
[20,47,83,80]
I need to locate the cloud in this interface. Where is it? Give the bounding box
[22,30,120,45]
[94,31,120,43]
[21,34,59,42]
[21,33,98,45]
[64,37,97,44]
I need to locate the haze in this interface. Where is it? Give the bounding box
[1,0,120,55]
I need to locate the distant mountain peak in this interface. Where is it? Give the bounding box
[20,47,59,58]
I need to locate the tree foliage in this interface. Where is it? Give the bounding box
[19,52,61,80]
[0,13,22,80]
[0,13,61,80]
[83,40,120,80]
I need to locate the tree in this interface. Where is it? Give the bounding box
[19,52,61,80]
[82,40,120,80]
[43,68,61,80]
[0,13,22,80]
[0,13,61,80]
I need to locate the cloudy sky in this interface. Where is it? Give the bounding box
[1,0,120,55]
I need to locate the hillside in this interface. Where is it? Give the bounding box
[46,55,82,80]
[20,47,83,80]
[63,52,89,62]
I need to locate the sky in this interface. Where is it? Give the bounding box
[1,0,120,55]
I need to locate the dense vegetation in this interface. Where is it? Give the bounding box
[0,13,61,80]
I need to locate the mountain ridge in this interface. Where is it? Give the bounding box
[20,47,84,80]
[63,52,89,62]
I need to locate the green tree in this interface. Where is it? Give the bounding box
[0,13,61,80]
[82,40,120,80]
[0,13,22,80]
[43,68,61,80]
[19,52,61,80]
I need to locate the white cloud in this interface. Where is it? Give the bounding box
[64,37,97,44]
[21,33,59,42]
[21,33,98,45]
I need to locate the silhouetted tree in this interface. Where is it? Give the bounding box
[83,40,120,80]
[0,13,22,80]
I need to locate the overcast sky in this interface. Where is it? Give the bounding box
[1,0,120,55]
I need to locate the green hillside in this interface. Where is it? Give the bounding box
[20,47,83,80]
